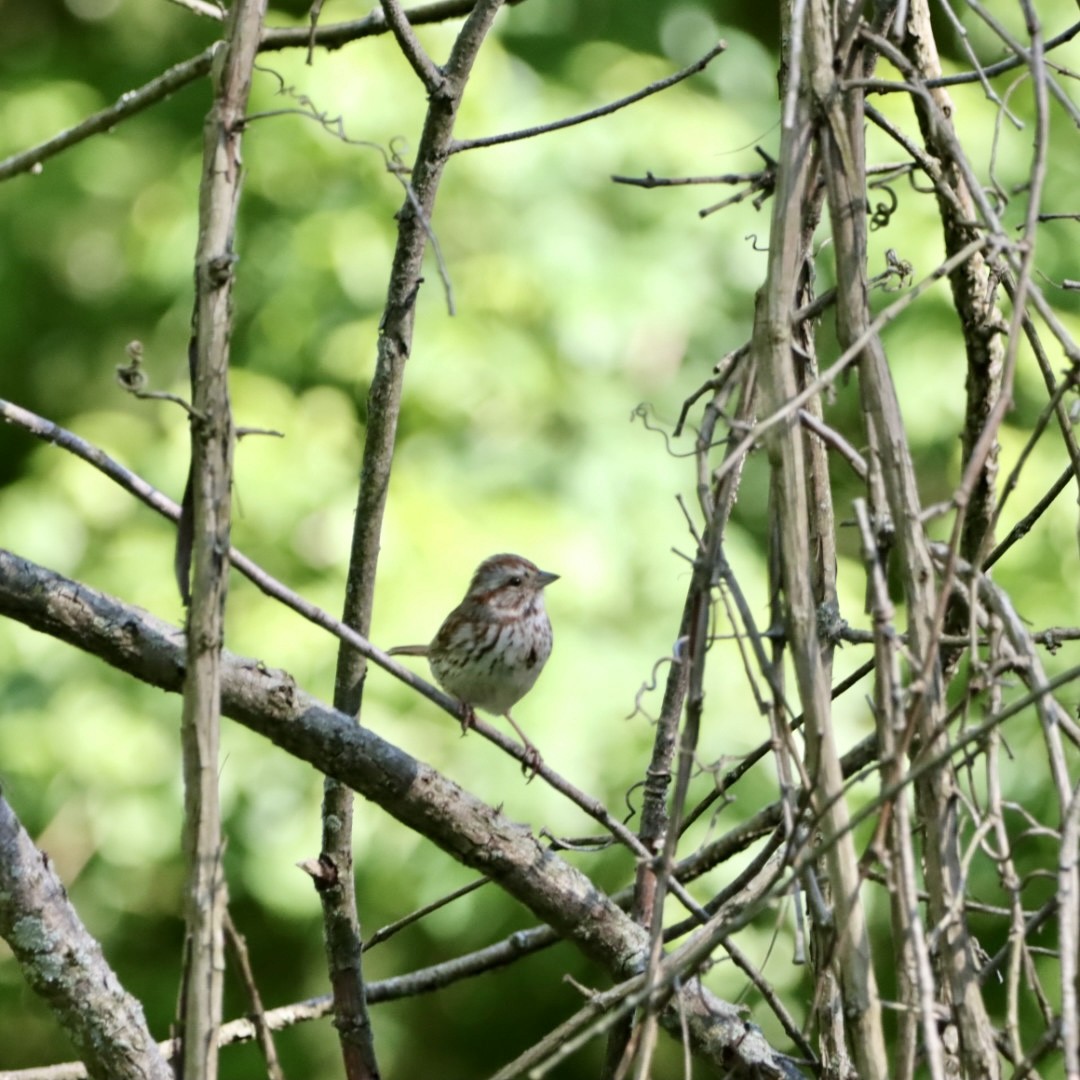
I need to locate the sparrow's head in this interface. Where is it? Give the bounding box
[464,553,559,614]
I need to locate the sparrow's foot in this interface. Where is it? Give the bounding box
[459,702,478,737]
[504,711,543,780]
[519,741,543,781]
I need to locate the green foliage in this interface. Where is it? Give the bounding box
[2,0,1080,1075]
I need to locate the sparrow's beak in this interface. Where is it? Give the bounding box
[537,570,560,588]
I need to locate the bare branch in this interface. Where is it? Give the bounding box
[175,6,266,1079]
[0,549,802,1080]
[165,0,225,18]
[753,3,887,1065]
[0,0,494,184]
[867,18,1080,92]
[378,0,445,91]
[0,398,716,880]
[318,4,506,1074]
[0,49,216,183]
[0,796,172,1080]
[712,236,993,491]
[449,41,727,154]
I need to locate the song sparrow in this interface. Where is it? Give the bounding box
[388,553,558,770]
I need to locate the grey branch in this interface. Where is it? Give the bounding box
[0,795,172,1080]
[318,3,504,1075]
[176,2,267,1076]
[0,548,801,1079]
[378,0,445,91]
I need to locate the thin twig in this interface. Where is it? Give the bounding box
[449,41,728,154]
[986,463,1076,570]
[378,0,445,91]
[0,0,490,184]
[798,408,868,479]
[611,169,765,189]
[223,912,283,1080]
[865,19,1080,92]
[711,236,993,491]
[166,0,225,17]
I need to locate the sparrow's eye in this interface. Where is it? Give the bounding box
[509,575,523,587]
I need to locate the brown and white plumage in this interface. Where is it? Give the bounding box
[389,553,558,767]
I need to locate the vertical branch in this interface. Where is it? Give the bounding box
[601,588,692,1079]
[855,500,945,1080]
[901,0,1006,565]
[754,3,887,1076]
[601,374,745,1078]
[782,148,856,1071]
[805,1,1001,1075]
[628,580,713,1080]
[316,4,506,1079]
[179,3,267,1078]
[1058,782,1080,1078]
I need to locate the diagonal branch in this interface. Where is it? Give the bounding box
[0,795,172,1080]
[378,0,445,91]
[450,40,727,154]
[0,548,802,1080]
[0,397,715,894]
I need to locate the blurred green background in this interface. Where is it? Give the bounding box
[1,0,1079,1075]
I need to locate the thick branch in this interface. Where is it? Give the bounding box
[0,548,800,1079]
[0,796,172,1080]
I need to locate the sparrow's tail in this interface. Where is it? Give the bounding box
[386,644,430,657]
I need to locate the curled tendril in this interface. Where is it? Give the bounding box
[630,403,699,458]
[622,779,645,826]
[116,340,148,392]
[250,63,398,169]
[116,340,203,419]
[625,642,687,723]
[869,183,898,230]
[246,65,454,312]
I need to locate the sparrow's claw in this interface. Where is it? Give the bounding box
[501,710,543,779]
[520,742,543,781]
[459,703,478,737]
